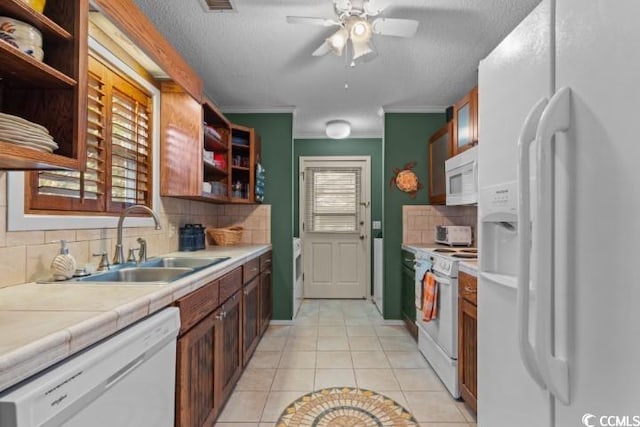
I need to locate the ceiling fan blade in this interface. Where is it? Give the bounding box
[371,18,419,38]
[312,41,332,56]
[364,0,392,16]
[286,16,340,27]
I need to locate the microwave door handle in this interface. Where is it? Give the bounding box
[534,87,572,405]
[516,97,548,390]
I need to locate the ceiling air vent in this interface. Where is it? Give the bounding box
[198,0,237,12]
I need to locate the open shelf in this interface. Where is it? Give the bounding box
[231,143,250,151]
[0,141,78,170]
[0,1,72,40]
[204,159,228,177]
[204,133,227,152]
[231,165,250,172]
[0,42,76,88]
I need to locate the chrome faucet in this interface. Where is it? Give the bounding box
[113,205,161,265]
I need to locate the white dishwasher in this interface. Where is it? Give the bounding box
[0,307,180,427]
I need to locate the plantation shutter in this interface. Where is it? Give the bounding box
[29,56,107,211]
[108,74,151,208]
[304,168,361,232]
[27,53,152,214]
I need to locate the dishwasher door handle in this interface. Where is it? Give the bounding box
[105,354,146,389]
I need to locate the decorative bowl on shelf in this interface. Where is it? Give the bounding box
[0,17,43,46]
[18,0,47,14]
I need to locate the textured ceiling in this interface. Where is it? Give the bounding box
[131,0,540,138]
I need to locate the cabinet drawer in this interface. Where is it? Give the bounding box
[220,267,243,303]
[259,251,272,272]
[175,279,219,335]
[243,257,260,284]
[459,271,478,305]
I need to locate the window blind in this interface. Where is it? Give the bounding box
[304,168,361,232]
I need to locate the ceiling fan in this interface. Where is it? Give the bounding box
[286,0,419,64]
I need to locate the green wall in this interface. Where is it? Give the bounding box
[293,138,384,296]
[383,113,446,319]
[226,113,294,320]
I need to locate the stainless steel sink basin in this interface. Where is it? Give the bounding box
[143,257,229,270]
[77,267,193,283]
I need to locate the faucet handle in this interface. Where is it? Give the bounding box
[127,248,139,263]
[137,237,148,263]
[92,252,110,271]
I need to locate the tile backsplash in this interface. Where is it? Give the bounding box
[403,205,478,245]
[0,172,270,288]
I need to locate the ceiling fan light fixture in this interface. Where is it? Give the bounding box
[327,28,349,56]
[352,40,374,60]
[325,120,351,139]
[349,18,372,43]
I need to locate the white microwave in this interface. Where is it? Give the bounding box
[445,145,478,205]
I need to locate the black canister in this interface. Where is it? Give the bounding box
[179,225,195,251]
[193,224,205,250]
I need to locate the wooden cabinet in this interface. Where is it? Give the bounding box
[175,307,223,427]
[458,270,478,413]
[0,0,88,170]
[174,279,222,427]
[160,82,203,197]
[259,251,273,335]
[202,98,231,201]
[428,122,453,205]
[221,290,242,401]
[242,276,260,366]
[230,124,260,203]
[401,250,418,339]
[452,86,479,155]
[173,251,270,426]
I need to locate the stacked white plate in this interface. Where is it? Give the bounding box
[0,112,59,153]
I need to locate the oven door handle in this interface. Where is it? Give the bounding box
[517,96,548,390]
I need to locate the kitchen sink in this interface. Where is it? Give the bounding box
[76,267,194,283]
[142,256,229,270]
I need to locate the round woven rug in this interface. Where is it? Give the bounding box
[275,387,419,427]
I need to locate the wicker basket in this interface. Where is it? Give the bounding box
[206,226,243,246]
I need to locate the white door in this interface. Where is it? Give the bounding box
[553,0,640,424]
[300,157,370,299]
[477,1,553,426]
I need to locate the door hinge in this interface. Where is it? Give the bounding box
[302,222,305,231]
[301,171,305,180]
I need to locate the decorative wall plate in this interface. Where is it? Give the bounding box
[390,161,423,199]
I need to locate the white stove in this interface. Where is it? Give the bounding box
[414,245,477,398]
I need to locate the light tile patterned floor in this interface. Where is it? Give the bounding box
[216,299,477,427]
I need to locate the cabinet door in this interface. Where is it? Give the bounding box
[259,267,272,335]
[458,297,477,412]
[242,276,260,366]
[428,122,453,205]
[221,290,242,401]
[160,82,203,197]
[453,87,478,155]
[401,265,418,338]
[176,308,223,427]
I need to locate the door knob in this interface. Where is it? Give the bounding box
[359,235,365,240]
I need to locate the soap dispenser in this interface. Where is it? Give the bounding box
[50,240,77,281]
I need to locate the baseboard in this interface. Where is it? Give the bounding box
[269,320,295,325]
[381,320,405,326]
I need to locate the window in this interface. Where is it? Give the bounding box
[304,168,361,232]
[26,53,153,215]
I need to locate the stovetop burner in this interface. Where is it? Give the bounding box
[460,248,477,253]
[452,253,478,259]
[433,248,457,253]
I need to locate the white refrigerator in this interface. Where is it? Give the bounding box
[477,0,640,426]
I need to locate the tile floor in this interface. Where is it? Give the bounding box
[215,299,477,427]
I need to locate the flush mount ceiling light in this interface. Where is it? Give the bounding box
[326,120,351,139]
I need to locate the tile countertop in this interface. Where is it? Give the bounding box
[459,260,478,276]
[0,244,270,393]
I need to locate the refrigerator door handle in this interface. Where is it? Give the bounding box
[517,97,548,390]
[534,86,572,405]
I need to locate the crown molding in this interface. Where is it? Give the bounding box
[382,106,447,113]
